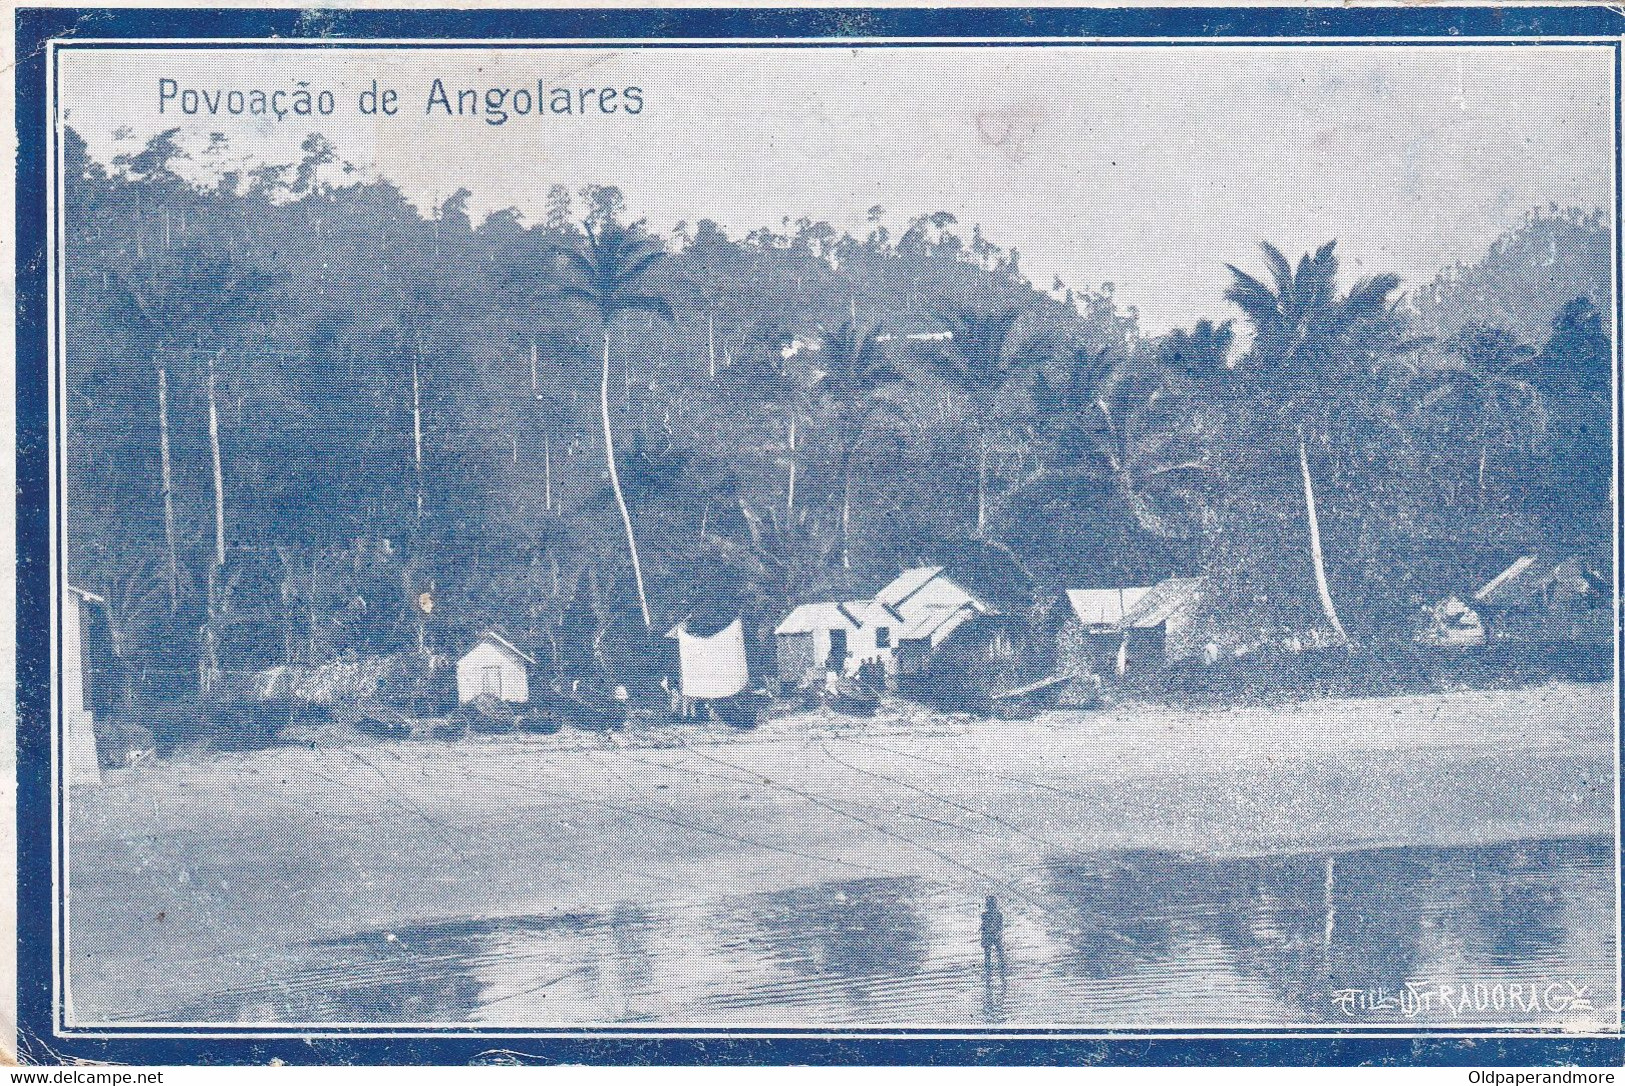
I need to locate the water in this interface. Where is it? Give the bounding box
[179,835,1616,1028]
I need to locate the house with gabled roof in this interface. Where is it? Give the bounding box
[456,630,534,704]
[774,566,996,688]
[1471,554,1610,643]
[1057,586,1155,678]
[1112,576,1206,672]
[872,567,990,677]
[774,600,869,686]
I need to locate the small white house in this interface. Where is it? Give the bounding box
[456,631,534,704]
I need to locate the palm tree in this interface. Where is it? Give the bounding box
[810,323,904,570]
[1030,340,1221,539]
[1224,240,1403,642]
[554,222,672,630]
[728,328,816,522]
[111,251,277,616]
[933,309,1041,536]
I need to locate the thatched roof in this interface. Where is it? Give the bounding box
[1117,576,1204,630]
[1474,555,1608,609]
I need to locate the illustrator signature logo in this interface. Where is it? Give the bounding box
[1331,981,1594,1018]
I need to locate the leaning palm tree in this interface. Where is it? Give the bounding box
[554,222,672,630]
[1224,240,1402,643]
[810,323,904,570]
[933,309,1041,536]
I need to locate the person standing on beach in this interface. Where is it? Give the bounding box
[981,895,1007,979]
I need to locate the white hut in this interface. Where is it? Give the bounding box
[456,631,533,704]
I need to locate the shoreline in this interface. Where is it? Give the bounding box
[65,680,1617,1024]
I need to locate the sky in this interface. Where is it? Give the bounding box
[58,43,1614,333]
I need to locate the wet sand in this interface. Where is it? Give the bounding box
[64,681,1615,1025]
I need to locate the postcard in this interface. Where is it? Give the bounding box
[13,4,1624,1068]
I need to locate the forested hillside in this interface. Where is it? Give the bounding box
[60,128,1612,694]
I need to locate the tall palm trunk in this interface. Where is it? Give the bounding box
[411,340,425,525]
[602,330,652,629]
[840,445,855,571]
[976,430,989,536]
[155,352,179,613]
[206,350,227,571]
[1297,428,1348,641]
[707,312,717,381]
[1477,443,1489,508]
[786,414,797,517]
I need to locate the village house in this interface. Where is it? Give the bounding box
[774,601,868,687]
[774,564,1047,711]
[455,631,534,704]
[775,566,995,687]
[1057,586,1153,678]
[876,567,994,679]
[1112,576,1205,673]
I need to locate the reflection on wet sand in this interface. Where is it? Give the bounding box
[174,835,1614,1027]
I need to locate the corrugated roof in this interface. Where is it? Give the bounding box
[841,600,881,626]
[468,630,536,667]
[899,604,977,645]
[875,566,944,607]
[1117,577,1203,630]
[775,602,862,636]
[1067,587,1151,627]
[1473,555,1538,604]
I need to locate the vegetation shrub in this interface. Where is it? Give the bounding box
[93,716,154,766]
[1128,641,1613,708]
[116,696,203,754]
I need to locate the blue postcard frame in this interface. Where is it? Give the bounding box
[15,5,1625,1066]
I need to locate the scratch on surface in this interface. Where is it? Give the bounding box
[470,1048,562,1066]
[7,13,98,80]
